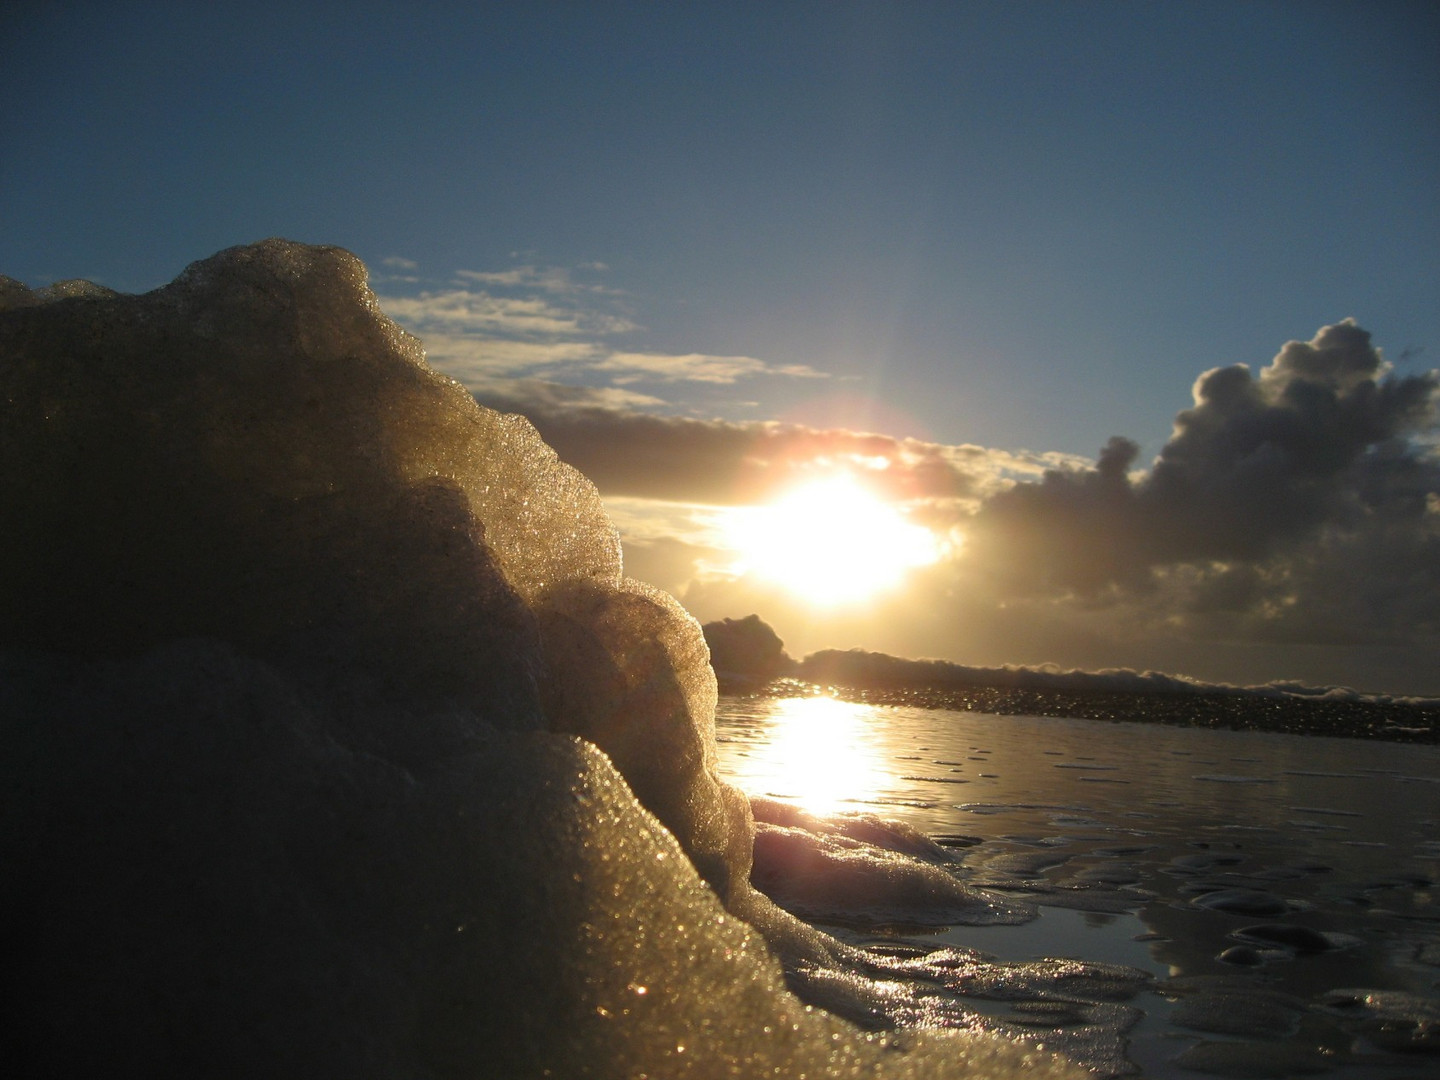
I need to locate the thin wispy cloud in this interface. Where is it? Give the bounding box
[378,260,831,400]
[597,351,826,385]
[456,265,620,295]
[470,378,668,412]
[417,334,601,376]
[379,289,630,337]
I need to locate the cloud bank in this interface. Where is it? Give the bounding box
[378,264,1439,693]
[968,321,1440,647]
[472,381,1055,507]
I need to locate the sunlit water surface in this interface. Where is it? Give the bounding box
[716,696,1440,1079]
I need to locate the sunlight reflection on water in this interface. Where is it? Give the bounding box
[719,695,893,816]
[715,696,1440,1080]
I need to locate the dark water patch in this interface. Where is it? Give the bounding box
[1291,819,1352,832]
[1169,1038,1341,1077]
[1359,872,1435,891]
[1254,861,1334,881]
[1230,923,1358,955]
[978,851,1075,878]
[1217,945,1270,966]
[931,833,984,849]
[1169,983,1305,1037]
[1166,852,1246,874]
[1194,774,1275,784]
[1176,877,1273,897]
[997,834,1073,847]
[899,774,970,784]
[1072,863,1143,887]
[957,802,1089,816]
[1050,815,1109,829]
[1314,988,1440,1054]
[1026,887,1146,915]
[1190,889,1301,916]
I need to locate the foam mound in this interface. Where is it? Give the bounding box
[0,242,1084,1078]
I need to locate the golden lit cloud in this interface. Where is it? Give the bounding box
[378,288,626,336]
[418,334,601,375]
[598,350,827,385]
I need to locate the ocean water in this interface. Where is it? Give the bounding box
[716,695,1440,1078]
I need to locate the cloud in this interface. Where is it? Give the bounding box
[473,378,668,412]
[472,382,1044,506]
[378,269,825,396]
[456,265,619,295]
[470,320,1438,691]
[417,334,602,377]
[379,288,634,337]
[966,320,1440,643]
[374,268,1438,690]
[411,327,822,390]
[596,351,827,385]
[381,256,418,270]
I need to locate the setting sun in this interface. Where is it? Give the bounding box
[724,475,940,606]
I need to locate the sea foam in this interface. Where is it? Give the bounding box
[0,242,1083,1078]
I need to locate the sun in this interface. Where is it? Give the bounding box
[725,475,940,606]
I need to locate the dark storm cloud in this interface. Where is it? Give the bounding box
[474,382,1011,506]
[970,321,1440,641]
[1147,320,1436,560]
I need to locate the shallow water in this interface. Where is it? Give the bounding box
[716,696,1440,1078]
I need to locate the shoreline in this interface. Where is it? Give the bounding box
[719,677,1440,745]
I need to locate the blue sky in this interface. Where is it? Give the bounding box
[5,2,1439,692]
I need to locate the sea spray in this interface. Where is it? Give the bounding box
[0,242,1087,1078]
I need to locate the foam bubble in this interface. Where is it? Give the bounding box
[0,242,1085,1078]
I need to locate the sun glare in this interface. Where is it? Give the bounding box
[745,696,891,816]
[726,475,940,606]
